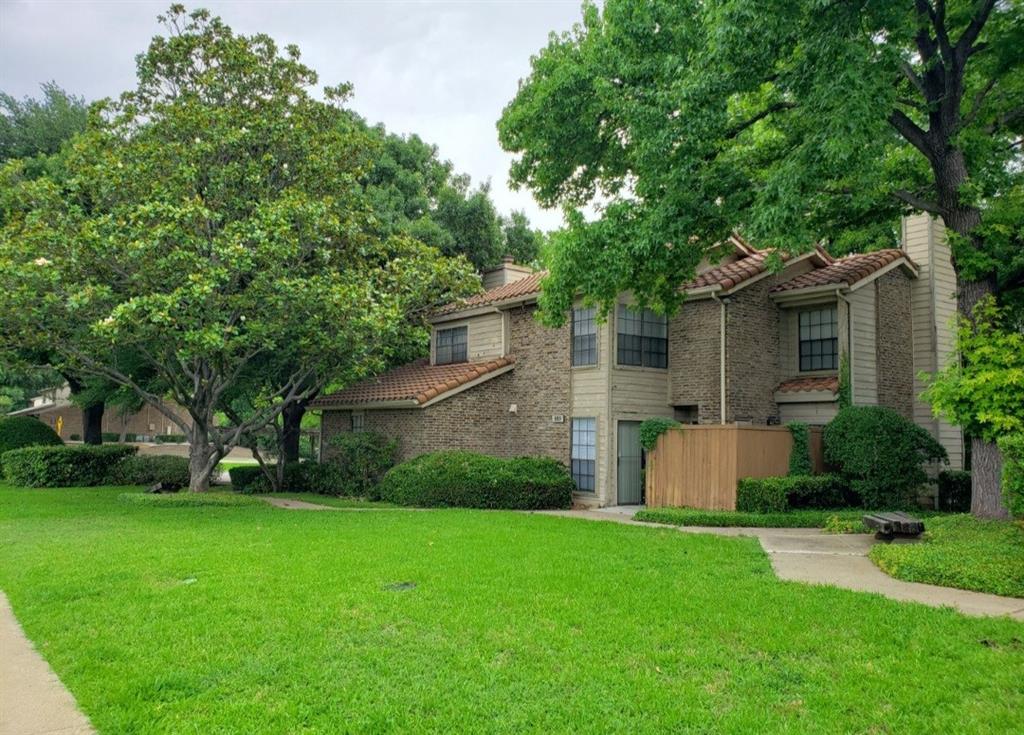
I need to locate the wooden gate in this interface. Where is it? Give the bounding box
[645,425,823,510]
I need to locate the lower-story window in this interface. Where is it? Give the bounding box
[571,417,596,492]
[350,412,365,432]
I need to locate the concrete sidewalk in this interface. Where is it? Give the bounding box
[0,592,94,735]
[539,508,1024,621]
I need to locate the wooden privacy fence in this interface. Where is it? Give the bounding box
[645,424,824,510]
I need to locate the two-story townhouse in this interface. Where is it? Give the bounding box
[314,214,963,507]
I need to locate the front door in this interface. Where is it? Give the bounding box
[617,421,644,505]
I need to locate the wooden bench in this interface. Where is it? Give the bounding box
[862,511,925,540]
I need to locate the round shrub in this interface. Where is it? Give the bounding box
[377,451,575,509]
[0,416,63,457]
[824,406,946,509]
[110,455,191,489]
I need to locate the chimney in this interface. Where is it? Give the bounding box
[481,255,534,291]
[902,213,964,470]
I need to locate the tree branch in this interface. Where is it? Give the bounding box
[888,109,934,161]
[893,189,944,215]
[956,0,997,57]
[721,101,797,141]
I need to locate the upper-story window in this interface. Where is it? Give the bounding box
[798,306,838,371]
[435,326,468,365]
[571,306,598,366]
[617,305,668,369]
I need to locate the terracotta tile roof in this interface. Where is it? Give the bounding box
[775,376,839,394]
[771,249,913,293]
[682,251,782,291]
[311,356,516,408]
[436,271,546,315]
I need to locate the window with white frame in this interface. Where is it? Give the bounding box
[435,325,468,365]
[571,306,598,366]
[798,306,838,371]
[571,417,596,492]
[350,412,365,432]
[617,305,668,368]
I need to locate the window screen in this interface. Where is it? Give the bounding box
[435,326,468,365]
[571,417,596,492]
[617,305,668,368]
[798,307,838,371]
[571,306,598,366]
[350,412,365,432]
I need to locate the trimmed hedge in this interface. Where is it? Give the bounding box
[937,470,971,513]
[377,451,574,509]
[824,406,946,508]
[154,434,187,444]
[229,465,270,493]
[1000,434,1024,518]
[110,455,190,489]
[2,445,137,487]
[0,416,63,458]
[229,462,345,495]
[736,475,847,513]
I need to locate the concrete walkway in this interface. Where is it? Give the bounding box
[540,508,1024,621]
[0,592,94,735]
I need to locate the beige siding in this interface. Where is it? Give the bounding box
[903,214,964,470]
[848,285,878,405]
[570,315,612,505]
[431,312,505,364]
[779,400,839,425]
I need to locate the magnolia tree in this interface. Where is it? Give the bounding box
[499,0,1023,517]
[0,5,476,491]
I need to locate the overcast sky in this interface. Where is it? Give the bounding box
[0,0,583,230]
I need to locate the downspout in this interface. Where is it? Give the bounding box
[711,292,728,424]
[836,289,853,405]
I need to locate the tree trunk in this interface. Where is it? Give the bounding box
[82,401,104,445]
[187,422,216,493]
[281,400,307,464]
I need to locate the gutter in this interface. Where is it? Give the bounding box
[711,292,728,424]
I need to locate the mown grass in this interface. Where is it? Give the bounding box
[119,491,263,508]
[0,484,1021,733]
[267,492,397,509]
[870,515,1024,598]
[635,507,948,533]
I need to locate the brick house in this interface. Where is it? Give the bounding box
[314,214,963,507]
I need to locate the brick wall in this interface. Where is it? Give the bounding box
[726,277,782,424]
[322,305,571,464]
[875,270,915,419]
[668,298,721,423]
[31,401,191,441]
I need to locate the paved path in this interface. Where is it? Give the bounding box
[539,508,1024,621]
[0,592,94,735]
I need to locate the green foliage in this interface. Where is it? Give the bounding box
[377,451,574,509]
[0,416,63,458]
[736,475,847,513]
[999,434,1024,519]
[153,434,187,444]
[822,514,859,535]
[837,353,852,410]
[937,470,973,513]
[869,515,1024,598]
[639,417,681,451]
[498,1,1022,326]
[326,432,397,498]
[109,455,191,489]
[786,422,812,476]
[0,82,87,163]
[824,406,947,508]
[228,465,269,494]
[2,444,136,487]
[924,297,1024,443]
[500,210,545,265]
[118,491,261,508]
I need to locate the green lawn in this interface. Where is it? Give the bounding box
[870,515,1024,598]
[267,492,396,509]
[0,485,1021,733]
[635,507,947,533]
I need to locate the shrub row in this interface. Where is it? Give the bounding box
[1001,434,1024,518]
[2,445,138,487]
[736,474,848,513]
[110,455,191,488]
[376,451,574,509]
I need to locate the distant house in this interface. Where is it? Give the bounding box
[314,214,962,508]
[7,385,191,442]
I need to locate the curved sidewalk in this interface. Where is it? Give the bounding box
[539,508,1024,621]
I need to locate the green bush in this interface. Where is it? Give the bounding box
[787,422,812,476]
[154,434,187,444]
[639,418,681,451]
[229,462,346,495]
[69,433,81,441]
[824,406,946,508]
[110,455,191,489]
[2,445,137,487]
[229,465,267,493]
[102,432,142,443]
[0,416,63,458]
[378,451,574,509]
[326,432,398,497]
[736,474,847,513]
[999,434,1024,518]
[937,470,971,513]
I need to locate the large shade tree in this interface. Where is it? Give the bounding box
[0,5,475,490]
[499,0,1023,517]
